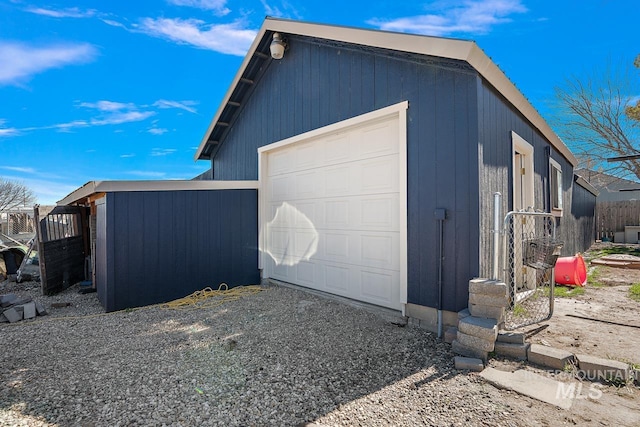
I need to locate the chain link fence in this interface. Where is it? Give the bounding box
[502,211,563,330]
[1,209,36,245]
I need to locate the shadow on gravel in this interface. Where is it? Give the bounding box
[0,285,460,426]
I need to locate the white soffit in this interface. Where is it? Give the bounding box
[194,17,576,167]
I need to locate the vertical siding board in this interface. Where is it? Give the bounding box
[416,65,438,307]
[101,190,259,311]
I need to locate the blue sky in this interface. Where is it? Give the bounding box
[0,0,637,204]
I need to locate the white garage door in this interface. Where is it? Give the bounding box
[259,102,407,310]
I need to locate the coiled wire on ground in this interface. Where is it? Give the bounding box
[161,283,264,310]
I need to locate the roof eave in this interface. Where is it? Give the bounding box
[195,17,577,167]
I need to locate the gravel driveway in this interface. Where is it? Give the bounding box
[1,281,639,426]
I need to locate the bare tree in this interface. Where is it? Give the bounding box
[554,55,640,180]
[0,177,36,212]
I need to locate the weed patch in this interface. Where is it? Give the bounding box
[629,283,640,302]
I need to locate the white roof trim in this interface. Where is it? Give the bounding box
[574,175,599,197]
[58,180,259,206]
[194,17,576,166]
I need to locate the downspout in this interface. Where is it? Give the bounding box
[434,208,447,339]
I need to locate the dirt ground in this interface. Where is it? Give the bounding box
[517,242,640,366]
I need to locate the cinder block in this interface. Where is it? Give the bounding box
[458,308,471,320]
[497,332,525,344]
[468,303,505,321]
[444,327,458,344]
[457,330,495,352]
[22,302,36,319]
[527,344,575,370]
[469,279,507,296]
[468,293,508,308]
[494,341,530,360]
[452,339,488,362]
[458,316,498,341]
[35,301,47,316]
[2,307,22,323]
[454,356,484,372]
[576,354,630,382]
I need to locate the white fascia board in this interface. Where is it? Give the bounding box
[193,22,271,161]
[574,175,599,197]
[196,17,577,167]
[58,180,259,206]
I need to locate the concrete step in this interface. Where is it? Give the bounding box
[494,341,529,360]
[528,344,575,371]
[454,356,484,372]
[458,316,498,341]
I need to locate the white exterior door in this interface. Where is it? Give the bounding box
[259,102,407,310]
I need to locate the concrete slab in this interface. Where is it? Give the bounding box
[494,342,529,360]
[458,316,498,341]
[3,307,22,323]
[444,326,457,344]
[35,301,47,316]
[457,330,495,352]
[480,367,573,409]
[528,344,575,371]
[0,293,18,307]
[457,308,471,320]
[576,354,630,382]
[22,302,36,319]
[452,339,488,362]
[454,356,484,372]
[497,331,525,344]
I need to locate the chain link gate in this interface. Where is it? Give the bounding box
[501,210,563,330]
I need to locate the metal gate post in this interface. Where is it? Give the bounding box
[492,192,502,280]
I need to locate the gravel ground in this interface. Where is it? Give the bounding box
[1,280,638,426]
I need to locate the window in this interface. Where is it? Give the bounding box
[549,158,563,215]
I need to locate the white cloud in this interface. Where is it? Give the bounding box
[148,128,169,135]
[79,100,156,125]
[120,154,136,158]
[0,41,97,86]
[90,111,156,126]
[260,0,301,19]
[0,127,20,137]
[101,19,127,29]
[167,0,230,15]
[0,166,36,173]
[153,99,198,114]
[79,100,135,111]
[25,6,96,18]
[151,148,177,156]
[127,170,167,177]
[368,0,527,36]
[136,18,256,56]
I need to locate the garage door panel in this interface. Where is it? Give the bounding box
[360,269,397,305]
[358,120,397,157]
[263,109,403,310]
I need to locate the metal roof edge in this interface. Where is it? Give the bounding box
[195,17,577,167]
[57,180,259,206]
[574,175,599,197]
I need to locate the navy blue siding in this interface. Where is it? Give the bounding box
[476,81,589,273]
[97,189,259,312]
[569,181,596,253]
[212,37,479,312]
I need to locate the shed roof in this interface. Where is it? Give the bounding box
[194,17,577,166]
[57,180,259,206]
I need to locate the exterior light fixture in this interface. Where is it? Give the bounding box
[270,32,286,60]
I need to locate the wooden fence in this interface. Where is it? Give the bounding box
[595,200,640,240]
